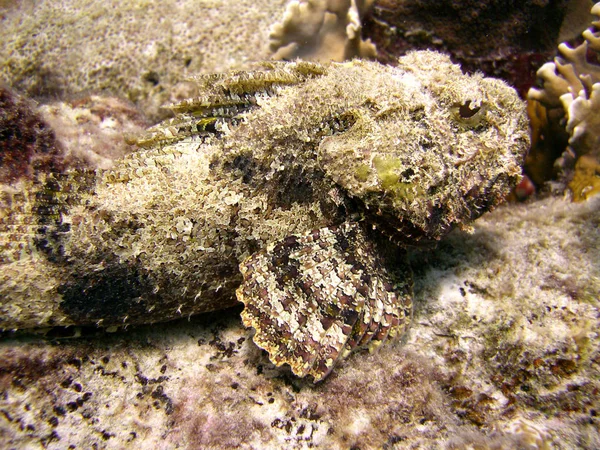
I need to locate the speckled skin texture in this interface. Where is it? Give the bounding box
[1,52,528,380]
[238,222,414,380]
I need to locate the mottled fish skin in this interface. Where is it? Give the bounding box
[1,52,528,378]
[237,222,414,381]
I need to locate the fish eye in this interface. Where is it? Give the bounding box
[451,100,487,128]
[458,100,481,118]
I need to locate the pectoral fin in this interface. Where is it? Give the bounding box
[237,222,413,382]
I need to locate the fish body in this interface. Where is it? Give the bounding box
[0,51,529,380]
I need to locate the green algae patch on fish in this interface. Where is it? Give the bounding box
[372,156,424,203]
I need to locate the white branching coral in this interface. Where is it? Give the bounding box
[269,0,376,62]
[561,82,600,153]
[528,2,600,148]
[528,2,600,200]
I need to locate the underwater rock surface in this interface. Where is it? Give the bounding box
[0,196,598,449]
[363,0,574,96]
[0,0,287,119]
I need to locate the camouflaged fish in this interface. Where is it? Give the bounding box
[0,51,529,381]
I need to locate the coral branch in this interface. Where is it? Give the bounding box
[528,1,600,200]
[270,0,376,62]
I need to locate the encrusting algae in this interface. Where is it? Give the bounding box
[0,51,529,381]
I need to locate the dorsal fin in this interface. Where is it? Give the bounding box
[133,61,328,149]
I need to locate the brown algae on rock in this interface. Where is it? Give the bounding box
[0,51,529,380]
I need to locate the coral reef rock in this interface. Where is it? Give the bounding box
[38,95,149,171]
[0,88,148,190]
[363,0,575,96]
[0,0,286,119]
[1,52,529,381]
[0,195,597,449]
[0,85,64,186]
